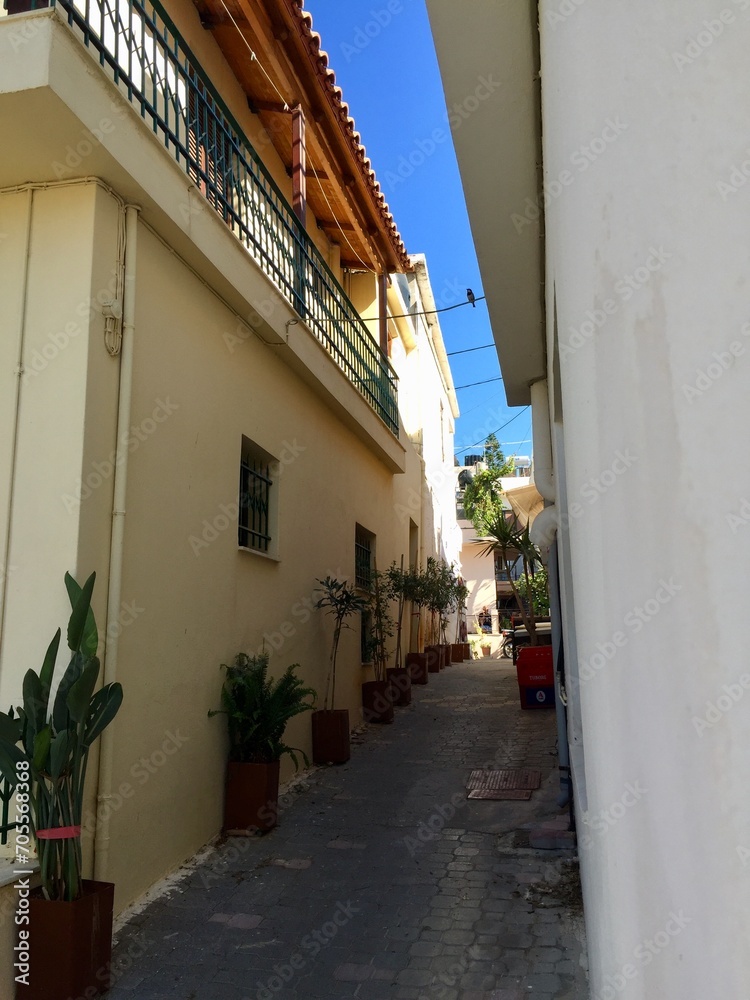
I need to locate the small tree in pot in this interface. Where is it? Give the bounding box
[362,569,398,720]
[0,571,123,1000]
[389,564,429,685]
[210,651,315,834]
[312,577,369,764]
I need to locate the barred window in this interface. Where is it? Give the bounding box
[355,524,374,590]
[239,440,274,555]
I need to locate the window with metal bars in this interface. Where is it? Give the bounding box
[239,443,273,554]
[355,524,374,590]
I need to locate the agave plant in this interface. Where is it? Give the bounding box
[209,652,315,768]
[0,572,123,902]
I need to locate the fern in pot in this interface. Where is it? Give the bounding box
[210,651,315,834]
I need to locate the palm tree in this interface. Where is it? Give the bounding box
[481,513,542,644]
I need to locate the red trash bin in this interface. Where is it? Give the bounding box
[516,646,555,709]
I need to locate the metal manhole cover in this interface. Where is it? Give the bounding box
[467,769,541,791]
[467,788,532,801]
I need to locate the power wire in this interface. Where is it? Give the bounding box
[454,406,530,455]
[361,295,485,322]
[447,343,494,357]
[455,376,503,390]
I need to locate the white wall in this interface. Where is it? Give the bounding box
[540,2,750,996]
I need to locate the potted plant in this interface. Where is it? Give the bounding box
[362,569,396,722]
[312,577,369,763]
[451,577,469,663]
[390,564,429,685]
[383,558,412,706]
[423,557,446,672]
[210,651,315,834]
[0,571,123,1000]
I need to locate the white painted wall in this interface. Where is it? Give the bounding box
[540,2,750,996]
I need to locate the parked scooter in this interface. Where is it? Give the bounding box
[499,629,514,659]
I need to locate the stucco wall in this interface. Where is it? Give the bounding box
[540,1,750,995]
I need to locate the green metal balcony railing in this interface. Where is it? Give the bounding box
[50,0,399,435]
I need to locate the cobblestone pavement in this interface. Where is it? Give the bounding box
[108,659,588,1000]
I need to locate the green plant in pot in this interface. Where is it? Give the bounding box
[362,569,398,721]
[0,571,123,1000]
[312,577,369,764]
[210,651,314,834]
[390,563,430,685]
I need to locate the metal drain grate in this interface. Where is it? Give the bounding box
[467,768,542,791]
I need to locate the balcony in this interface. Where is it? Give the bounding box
[4,0,399,436]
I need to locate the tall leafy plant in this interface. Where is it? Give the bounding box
[0,572,123,902]
[209,652,315,769]
[315,577,369,711]
[367,569,396,682]
[482,514,543,643]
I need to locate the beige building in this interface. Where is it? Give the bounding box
[0,0,460,981]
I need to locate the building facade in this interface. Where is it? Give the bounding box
[0,0,460,981]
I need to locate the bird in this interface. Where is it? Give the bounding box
[467,288,476,307]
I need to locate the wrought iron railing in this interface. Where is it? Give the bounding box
[50,0,399,435]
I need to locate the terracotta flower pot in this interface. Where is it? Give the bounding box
[405,652,428,685]
[442,643,452,666]
[311,709,350,764]
[481,645,491,657]
[224,760,280,834]
[19,880,114,1000]
[362,680,394,724]
[451,643,464,662]
[386,666,412,706]
[425,645,441,673]
[463,642,471,660]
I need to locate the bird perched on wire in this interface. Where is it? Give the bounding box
[467,288,476,307]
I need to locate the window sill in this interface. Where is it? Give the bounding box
[238,546,280,563]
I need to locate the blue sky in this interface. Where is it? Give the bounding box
[307,0,532,464]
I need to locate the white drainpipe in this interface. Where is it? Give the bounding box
[94,204,139,882]
[530,379,555,502]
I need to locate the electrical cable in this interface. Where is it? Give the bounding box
[455,376,503,390]
[454,406,531,455]
[447,343,494,357]
[218,0,290,110]
[361,294,485,322]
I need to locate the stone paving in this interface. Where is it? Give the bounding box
[107,659,588,1000]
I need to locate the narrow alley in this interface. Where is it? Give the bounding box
[106,661,587,1000]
